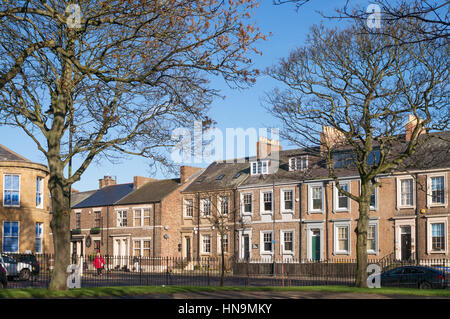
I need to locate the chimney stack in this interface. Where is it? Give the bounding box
[133,176,157,189]
[320,126,346,152]
[99,176,116,189]
[257,136,281,160]
[405,115,426,141]
[180,166,202,184]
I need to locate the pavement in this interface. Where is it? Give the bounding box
[84,290,450,299]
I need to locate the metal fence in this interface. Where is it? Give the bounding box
[3,254,449,289]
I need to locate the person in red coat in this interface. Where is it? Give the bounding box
[93,252,105,276]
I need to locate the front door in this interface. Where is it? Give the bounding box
[185,237,191,261]
[71,240,83,264]
[243,235,250,261]
[311,230,321,261]
[400,226,411,261]
[113,238,129,269]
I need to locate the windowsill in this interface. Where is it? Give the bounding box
[334,209,350,213]
[260,211,273,215]
[282,251,294,255]
[398,206,416,210]
[428,203,447,208]
[334,251,350,255]
[308,210,323,214]
[281,210,294,214]
[429,250,447,254]
[367,251,378,255]
[184,216,193,219]
[3,205,20,208]
[260,252,273,256]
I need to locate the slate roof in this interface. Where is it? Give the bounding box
[181,160,250,193]
[115,178,181,205]
[0,144,31,162]
[396,131,450,171]
[185,131,450,190]
[70,190,97,208]
[72,183,135,209]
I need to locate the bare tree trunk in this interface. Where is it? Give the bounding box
[355,181,371,288]
[48,153,71,290]
[221,238,225,287]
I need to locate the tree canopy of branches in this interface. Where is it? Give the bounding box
[264,18,449,287]
[0,0,265,290]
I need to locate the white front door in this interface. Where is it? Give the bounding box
[113,238,129,268]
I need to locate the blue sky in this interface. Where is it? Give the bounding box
[0,0,353,191]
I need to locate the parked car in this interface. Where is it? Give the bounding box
[11,254,40,275]
[0,262,7,288]
[381,265,449,289]
[0,254,35,281]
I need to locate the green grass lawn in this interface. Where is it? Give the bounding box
[0,285,449,299]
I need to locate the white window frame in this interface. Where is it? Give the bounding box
[333,181,351,212]
[280,230,294,255]
[241,192,253,216]
[280,188,294,213]
[2,221,20,253]
[35,222,43,254]
[36,176,44,209]
[289,156,308,171]
[367,220,379,255]
[260,230,274,256]
[133,238,151,257]
[219,196,229,216]
[250,160,269,175]
[427,173,447,208]
[333,221,351,255]
[201,234,211,254]
[184,199,194,218]
[358,179,378,211]
[133,208,151,227]
[426,217,448,254]
[117,210,128,227]
[201,198,211,217]
[260,190,273,215]
[308,183,324,213]
[396,176,415,209]
[217,233,229,254]
[3,174,21,207]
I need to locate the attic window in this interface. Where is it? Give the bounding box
[233,172,241,179]
[216,174,224,180]
[289,156,308,171]
[251,160,269,175]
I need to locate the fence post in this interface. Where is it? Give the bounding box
[207,258,210,286]
[165,256,169,286]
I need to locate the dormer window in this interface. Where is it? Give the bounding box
[251,160,269,175]
[289,156,308,171]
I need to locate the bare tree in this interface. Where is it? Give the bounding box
[264,18,448,287]
[0,0,265,290]
[274,0,449,45]
[199,192,234,287]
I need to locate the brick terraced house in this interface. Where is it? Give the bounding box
[232,129,449,263]
[68,166,202,269]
